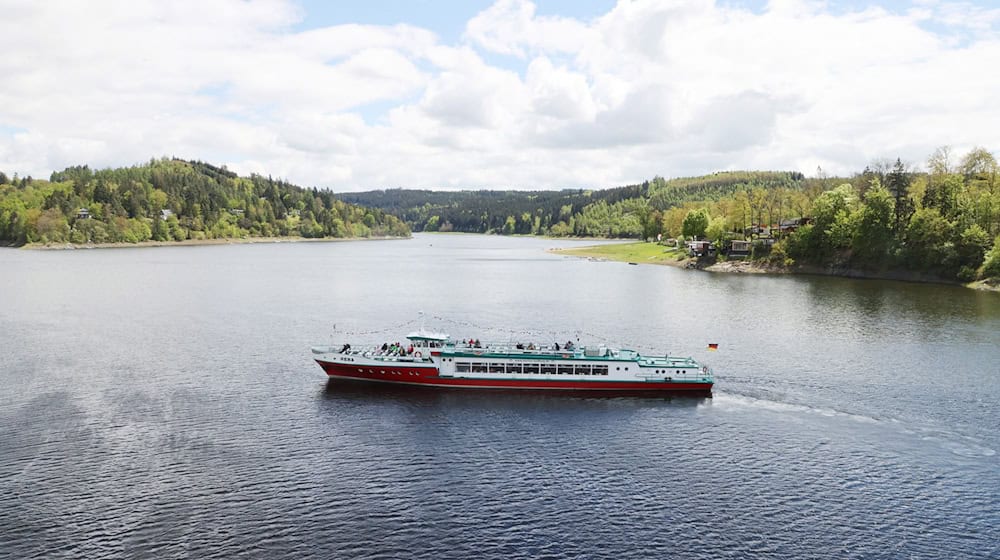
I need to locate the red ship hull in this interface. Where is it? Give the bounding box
[316,359,713,393]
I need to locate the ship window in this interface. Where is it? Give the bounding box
[575,365,592,375]
[541,363,556,375]
[506,363,523,374]
[489,363,505,374]
[558,364,574,375]
[471,362,487,373]
[523,363,540,374]
[593,365,608,375]
[456,362,471,373]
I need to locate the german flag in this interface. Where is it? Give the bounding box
[707,343,719,351]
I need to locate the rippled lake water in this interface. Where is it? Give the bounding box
[1,234,998,559]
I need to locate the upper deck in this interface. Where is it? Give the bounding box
[441,340,702,369]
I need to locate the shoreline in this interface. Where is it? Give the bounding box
[551,243,1000,292]
[14,235,410,251]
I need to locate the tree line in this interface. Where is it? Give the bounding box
[0,158,410,245]
[338,148,1000,281]
[338,172,800,238]
[674,148,1000,282]
[336,183,648,236]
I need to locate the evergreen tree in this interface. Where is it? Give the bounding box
[886,158,913,234]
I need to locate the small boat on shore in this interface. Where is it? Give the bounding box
[312,330,713,394]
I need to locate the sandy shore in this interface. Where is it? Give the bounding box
[21,235,410,250]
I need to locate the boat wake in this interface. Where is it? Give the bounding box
[712,391,997,460]
[712,391,880,424]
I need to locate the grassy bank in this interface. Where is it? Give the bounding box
[555,241,1000,292]
[551,241,688,265]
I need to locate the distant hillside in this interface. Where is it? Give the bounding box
[338,183,643,235]
[339,171,806,238]
[644,171,805,210]
[0,159,409,245]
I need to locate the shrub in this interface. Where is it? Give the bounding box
[981,236,1000,279]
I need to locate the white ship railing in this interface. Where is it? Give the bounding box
[311,345,432,361]
[446,341,595,356]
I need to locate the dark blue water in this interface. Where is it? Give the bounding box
[1,234,998,559]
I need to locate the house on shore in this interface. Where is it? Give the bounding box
[726,239,752,258]
[688,240,715,257]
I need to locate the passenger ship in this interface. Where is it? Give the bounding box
[312,330,713,394]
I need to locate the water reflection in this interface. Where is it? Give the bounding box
[803,274,1000,322]
[319,378,708,409]
[793,274,1000,347]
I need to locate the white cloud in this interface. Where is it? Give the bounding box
[464,0,594,58]
[0,0,998,189]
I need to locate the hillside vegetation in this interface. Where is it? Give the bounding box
[341,147,1000,282]
[340,171,802,238]
[0,159,409,245]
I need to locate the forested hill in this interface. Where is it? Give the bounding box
[339,171,803,236]
[0,159,410,245]
[337,182,643,235]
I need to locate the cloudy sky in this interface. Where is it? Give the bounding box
[1,0,998,191]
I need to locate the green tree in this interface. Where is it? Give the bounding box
[852,185,894,264]
[903,208,954,272]
[960,147,998,235]
[36,208,70,243]
[956,224,990,277]
[981,235,1000,278]
[705,216,728,249]
[886,158,913,234]
[502,215,516,235]
[681,209,709,239]
[923,173,962,219]
[151,213,168,241]
[424,215,440,232]
[804,184,857,260]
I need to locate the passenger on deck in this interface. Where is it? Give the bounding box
[554,342,561,351]
[340,343,351,353]
[381,342,389,353]
[566,340,574,350]
[474,339,481,348]
[516,342,524,350]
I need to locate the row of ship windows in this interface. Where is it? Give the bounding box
[454,362,610,376]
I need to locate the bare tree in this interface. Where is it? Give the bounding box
[927,145,954,175]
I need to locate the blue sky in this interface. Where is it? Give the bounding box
[293,1,618,41]
[1,0,998,190]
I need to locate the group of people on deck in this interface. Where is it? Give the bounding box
[378,342,416,356]
[512,340,575,351]
[458,338,577,351]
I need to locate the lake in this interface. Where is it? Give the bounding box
[1,233,997,559]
